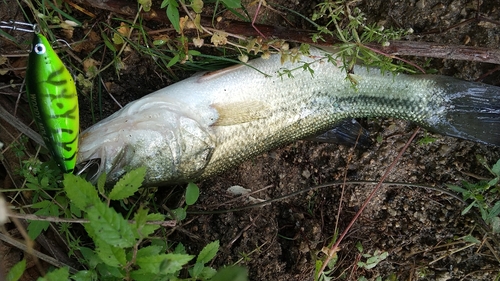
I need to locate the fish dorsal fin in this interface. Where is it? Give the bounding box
[211,100,269,126]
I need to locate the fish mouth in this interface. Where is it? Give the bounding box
[75,158,102,183]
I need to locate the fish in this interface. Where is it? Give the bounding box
[77,47,500,186]
[25,33,79,173]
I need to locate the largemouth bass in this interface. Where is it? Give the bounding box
[77,48,500,186]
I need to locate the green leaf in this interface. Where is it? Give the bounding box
[355,241,363,253]
[166,0,180,33]
[136,253,194,275]
[446,184,467,194]
[40,176,49,188]
[200,266,217,279]
[70,202,82,217]
[96,263,124,278]
[167,53,180,68]
[55,195,69,209]
[64,174,100,210]
[97,172,107,195]
[6,259,25,281]
[80,247,102,269]
[461,235,480,244]
[174,242,186,254]
[31,200,51,209]
[189,262,204,278]
[95,237,127,267]
[488,177,499,187]
[161,254,195,274]
[461,201,476,215]
[357,261,368,268]
[136,245,164,259]
[129,269,158,281]
[488,201,500,218]
[222,0,241,9]
[134,207,148,228]
[87,201,135,248]
[140,212,166,238]
[211,266,248,281]
[83,223,96,241]
[197,240,219,264]
[133,207,148,238]
[492,159,500,176]
[27,203,59,240]
[108,167,146,200]
[71,270,97,281]
[491,217,500,234]
[314,259,323,280]
[186,182,200,205]
[151,239,168,253]
[37,267,69,281]
[171,207,186,221]
[101,31,117,52]
[479,206,488,221]
[188,49,201,56]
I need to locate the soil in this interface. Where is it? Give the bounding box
[1,0,500,280]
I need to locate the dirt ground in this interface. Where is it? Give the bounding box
[1,0,500,280]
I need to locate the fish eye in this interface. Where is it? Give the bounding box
[34,43,46,55]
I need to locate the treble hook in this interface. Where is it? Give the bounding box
[0,20,38,33]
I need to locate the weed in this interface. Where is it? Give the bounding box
[417,132,437,145]
[169,182,200,221]
[5,167,248,280]
[355,242,388,270]
[151,0,417,81]
[447,156,500,233]
[310,0,418,76]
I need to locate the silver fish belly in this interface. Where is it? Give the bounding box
[77,48,500,186]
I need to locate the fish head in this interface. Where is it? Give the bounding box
[76,97,217,186]
[76,115,138,183]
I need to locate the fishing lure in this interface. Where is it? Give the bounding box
[24,31,79,173]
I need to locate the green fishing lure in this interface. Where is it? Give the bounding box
[25,33,79,173]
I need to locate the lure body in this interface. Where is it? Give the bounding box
[25,33,79,172]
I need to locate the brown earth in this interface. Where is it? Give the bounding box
[1,0,500,280]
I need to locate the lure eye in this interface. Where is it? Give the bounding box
[34,43,46,55]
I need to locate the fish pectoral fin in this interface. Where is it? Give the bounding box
[211,100,270,126]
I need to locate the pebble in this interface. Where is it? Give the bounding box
[301,169,311,179]
[416,0,425,9]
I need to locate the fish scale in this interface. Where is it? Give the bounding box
[77,48,500,186]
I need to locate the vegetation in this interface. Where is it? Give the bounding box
[448,156,500,234]
[7,155,247,280]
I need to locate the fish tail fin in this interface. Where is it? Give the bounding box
[430,77,500,146]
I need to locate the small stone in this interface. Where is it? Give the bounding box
[302,169,311,179]
[416,0,425,9]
